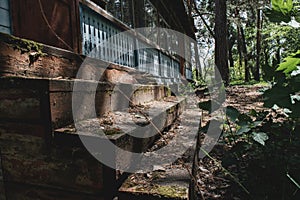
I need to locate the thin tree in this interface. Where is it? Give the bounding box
[255,8,262,81]
[215,0,229,85]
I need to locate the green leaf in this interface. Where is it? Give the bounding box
[252,132,269,146]
[226,106,241,122]
[277,50,300,74]
[237,114,252,126]
[252,121,263,127]
[272,0,293,15]
[265,0,294,23]
[265,8,292,23]
[236,126,251,135]
[264,84,294,109]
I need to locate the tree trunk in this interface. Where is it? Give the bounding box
[194,41,202,80]
[228,34,235,68]
[240,26,250,82]
[237,27,243,78]
[215,0,229,85]
[255,8,262,81]
[236,8,243,78]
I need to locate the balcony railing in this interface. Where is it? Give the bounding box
[0,0,11,34]
[79,1,181,83]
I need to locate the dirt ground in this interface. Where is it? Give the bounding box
[119,84,300,200]
[196,84,300,200]
[195,85,267,199]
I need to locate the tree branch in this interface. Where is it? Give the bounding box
[192,0,216,39]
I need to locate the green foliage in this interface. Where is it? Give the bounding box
[265,0,295,23]
[263,50,300,119]
[262,1,300,119]
[225,106,240,122]
[272,0,294,14]
[252,132,269,145]
[221,106,269,146]
[276,50,300,74]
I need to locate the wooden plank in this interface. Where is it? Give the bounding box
[0,88,41,121]
[1,153,105,197]
[0,132,46,157]
[50,89,112,129]
[11,0,80,53]
[0,122,47,138]
[5,182,104,200]
[0,34,82,78]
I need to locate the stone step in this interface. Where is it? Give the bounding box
[54,96,186,155]
[0,77,171,131]
[0,76,180,200]
[53,97,186,198]
[118,103,201,200]
[118,165,191,200]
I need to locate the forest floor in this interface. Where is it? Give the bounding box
[196,84,300,200]
[119,84,300,200]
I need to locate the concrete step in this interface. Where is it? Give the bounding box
[0,76,179,200]
[118,102,201,200]
[118,165,190,200]
[54,96,186,159]
[53,97,186,198]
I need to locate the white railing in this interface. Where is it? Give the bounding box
[80,2,181,83]
[0,0,11,34]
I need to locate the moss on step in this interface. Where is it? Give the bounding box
[154,185,187,199]
[103,128,122,135]
[0,32,46,64]
[122,183,187,199]
[1,33,45,54]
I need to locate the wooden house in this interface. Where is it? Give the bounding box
[0,0,196,199]
[1,0,195,81]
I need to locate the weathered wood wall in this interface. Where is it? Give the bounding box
[0,77,110,199]
[10,0,81,53]
[0,33,174,199]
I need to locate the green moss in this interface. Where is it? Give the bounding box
[4,34,44,54]
[103,128,122,135]
[0,32,46,64]
[132,184,187,199]
[166,87,171,97]
[154,185,187,199]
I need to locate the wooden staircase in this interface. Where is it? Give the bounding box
[0,33,201,200]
